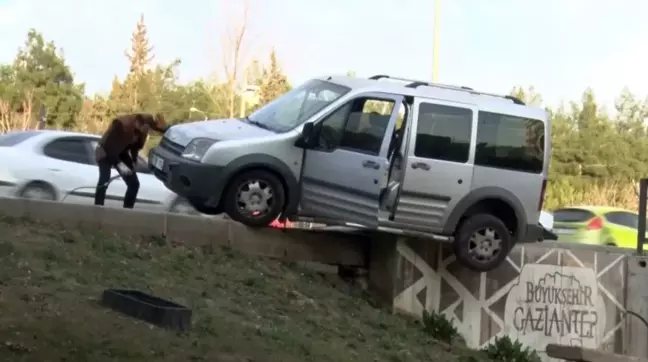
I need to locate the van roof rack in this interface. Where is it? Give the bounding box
[367,74,525,105]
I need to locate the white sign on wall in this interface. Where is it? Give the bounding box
[503,264,606,351]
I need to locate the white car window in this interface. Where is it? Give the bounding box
[43,138,93,165]
[90,139,151,174]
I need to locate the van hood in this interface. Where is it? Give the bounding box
[165,118,274,147]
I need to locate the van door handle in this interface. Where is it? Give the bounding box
[362,160,380,169]
[411,162,430,171]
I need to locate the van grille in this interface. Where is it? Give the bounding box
[160,137,184,156]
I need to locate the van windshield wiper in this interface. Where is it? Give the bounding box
[245,117,275,131]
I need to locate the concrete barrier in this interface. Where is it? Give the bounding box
[368,236,648,361]
[0,197,369,267]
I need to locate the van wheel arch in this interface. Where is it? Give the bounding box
[445,189,526,240]
[455,198,519,238]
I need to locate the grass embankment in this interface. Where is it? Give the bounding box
[0,216,491,362]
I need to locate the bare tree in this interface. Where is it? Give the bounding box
[0,90,35,132]
[220,0,252,118]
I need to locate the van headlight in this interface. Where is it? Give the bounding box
[182,138,217,161]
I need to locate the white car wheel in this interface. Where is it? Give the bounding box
[20,184,56,201]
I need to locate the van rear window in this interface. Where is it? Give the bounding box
[553,208,596,222]
[475,112,545,173]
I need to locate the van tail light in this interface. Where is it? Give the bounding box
[586,216,604,231]
[538,179,547,211]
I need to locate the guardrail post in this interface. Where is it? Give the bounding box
[637,178,648,255]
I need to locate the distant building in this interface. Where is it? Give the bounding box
[241,84,260,107]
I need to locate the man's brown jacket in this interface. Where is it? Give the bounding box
[96,113,168,167]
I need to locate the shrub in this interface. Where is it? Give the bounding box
[421,310,463,345]
[482,335,541,362]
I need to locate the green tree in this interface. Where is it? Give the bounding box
[119,13,155,112]
[3,29,84,129]
[258,50,290,107]
[77,95,111,133]
[108,14,186,122]
[509,85,542,106]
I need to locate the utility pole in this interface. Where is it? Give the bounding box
[38,105,46,130]
[240,73,248,118]
[432,0,440,82]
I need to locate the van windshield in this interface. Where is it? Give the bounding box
[246,79,350,133]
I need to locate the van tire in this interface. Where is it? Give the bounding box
[223,169,286,228]
[453,213,512,272]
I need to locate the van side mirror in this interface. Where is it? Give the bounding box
[295,122,316,148]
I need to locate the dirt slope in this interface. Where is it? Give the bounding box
[0,216,488,362]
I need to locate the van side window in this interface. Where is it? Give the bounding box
[414,103,472,163]
[475,112,544,173]
[315,97,395,156]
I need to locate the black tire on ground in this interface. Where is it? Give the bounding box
[453,213,512,272]
[101,289,192,332]
[223,169,285,227]
[187,197,222,215]
[19,182,56,201]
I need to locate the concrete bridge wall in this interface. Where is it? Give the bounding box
[369,235,648,361]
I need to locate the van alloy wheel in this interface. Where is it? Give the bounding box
[236,180,274,217]
[453,213,511,272]
[223,169,286,228]
[468,227,502,263]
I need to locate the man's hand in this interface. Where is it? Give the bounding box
[116,162,133,176]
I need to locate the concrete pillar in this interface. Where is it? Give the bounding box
[367,234,443,317]
[367,233,399,306]
[625,255,648,358]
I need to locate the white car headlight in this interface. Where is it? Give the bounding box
[181,138,217,161]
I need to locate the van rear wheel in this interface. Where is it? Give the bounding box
[223,170,285,227]
[453,213,512,272]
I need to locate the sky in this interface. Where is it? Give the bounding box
[0,0,647,112]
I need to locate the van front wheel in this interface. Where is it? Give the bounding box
[453,214,512,272]
[223,169,286,227]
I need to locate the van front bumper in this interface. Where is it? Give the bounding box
[149,146,226,205]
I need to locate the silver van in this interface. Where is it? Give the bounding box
[149,75,550,271]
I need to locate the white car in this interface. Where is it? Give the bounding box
[0,130,199,214]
